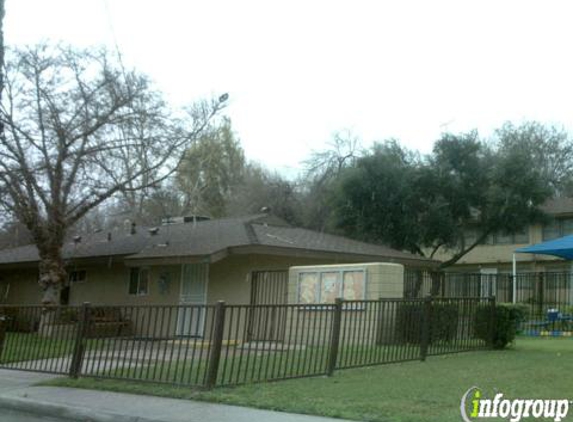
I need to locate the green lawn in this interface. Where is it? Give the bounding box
[43,337,573,422]
[82,341,483,386]
[0,332,104,364]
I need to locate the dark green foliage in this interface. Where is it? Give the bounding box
[331,129,553,268]
[474,303,527,349]
[395,302,459,344]
[331,140,424,254]
[496,122,573,195]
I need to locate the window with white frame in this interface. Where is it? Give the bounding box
[543,217,573,241]
[68,270,87,283]
[297,269,366,304]
[467,227,529,245]
[128,267,149,296]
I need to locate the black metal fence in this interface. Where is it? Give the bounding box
[405,270,573,334]
[0,297,494,388]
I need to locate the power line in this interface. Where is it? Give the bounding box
[102,0,128,81]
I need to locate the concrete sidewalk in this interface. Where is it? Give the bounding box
[0,369,354,422]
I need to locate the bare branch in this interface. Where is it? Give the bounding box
[0,44,226,304]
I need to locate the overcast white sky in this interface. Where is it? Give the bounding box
[6,0,573,177]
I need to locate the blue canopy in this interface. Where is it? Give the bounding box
[515,234,573,260]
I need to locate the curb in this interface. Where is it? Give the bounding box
[0,395,165,422]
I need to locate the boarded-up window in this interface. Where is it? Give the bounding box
[298,273,320,303]
[343,271,365,300]
[320,272,341,303]
[298,269,366,303]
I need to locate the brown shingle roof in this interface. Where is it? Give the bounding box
[0,214,435,267]
[540,197,573,216]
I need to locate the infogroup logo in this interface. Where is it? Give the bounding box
[461,387,571,422]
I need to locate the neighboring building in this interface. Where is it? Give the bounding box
[0,214,435,309]
[432,197,573,275]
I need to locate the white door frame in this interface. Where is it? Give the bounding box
[176,263,209,337]
[480,268,498,298]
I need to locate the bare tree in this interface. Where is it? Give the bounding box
[0,44,226,304]
[176,117,246,218]
[300,130,361,231]
[0,0,4,99]
[303,129,361,185]
[226,162,302,224]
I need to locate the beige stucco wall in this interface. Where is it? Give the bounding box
[68,263,181,306]
[0,262,182,306]
[287,262,405,303]
[431,224,567,272]
[0,263,184,337]
[0,254,376,339]
[280,263,405,346]
[0,268,42,304]
[207,254,351,305]
[1,256,405,306]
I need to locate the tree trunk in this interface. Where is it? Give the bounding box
[429,271,444,297]
[38,248,67,305]
[437,231,492,270]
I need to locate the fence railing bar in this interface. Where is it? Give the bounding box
[0,296,497,387]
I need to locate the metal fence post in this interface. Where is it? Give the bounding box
[205,301,226,389]
[69,302,90,378]
[326,298,343,376]
[0,315,6,359]
[489,296,497,348]
[419,296,432,361]
[375,297,384,345]
[537,273,544,317]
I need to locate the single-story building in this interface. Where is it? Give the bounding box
[0,214,435,307]
[0,214,435,338]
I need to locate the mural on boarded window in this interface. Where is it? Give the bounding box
[343,271,365,300]
[321,272,341,303]
[298,272,319,303]
[298,270,366,303]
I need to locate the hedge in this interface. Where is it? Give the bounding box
[474,303,527,349]
[395,302,459,344]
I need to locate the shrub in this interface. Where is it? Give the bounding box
[474,303,527,349]
[56,308,79,324]
[395,302,459,344]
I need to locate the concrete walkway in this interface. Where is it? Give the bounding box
[0,369,354,422]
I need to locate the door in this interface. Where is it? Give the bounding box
[480,268,498,298]
[177,263,208,337]
[247,270,288,342]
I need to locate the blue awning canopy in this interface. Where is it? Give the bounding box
[515,234,573,260]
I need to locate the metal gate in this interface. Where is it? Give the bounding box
[177,263,208,337]
[247,270,288,341]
